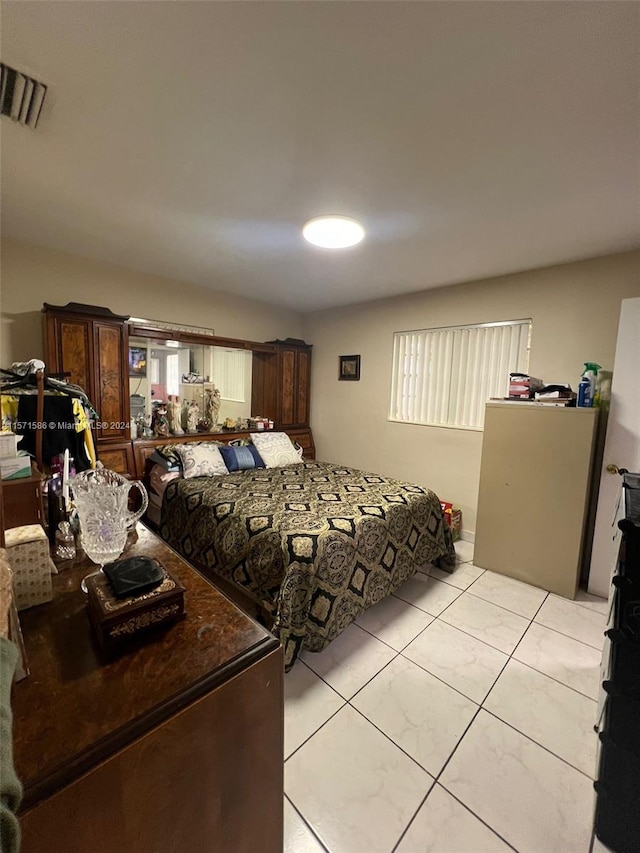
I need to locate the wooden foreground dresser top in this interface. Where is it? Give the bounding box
[12,524,284,853]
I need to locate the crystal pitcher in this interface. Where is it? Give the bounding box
[70,467,148,592]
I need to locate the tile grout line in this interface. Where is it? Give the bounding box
[394,701,520,853]
[479,706,598,783]
[284,792,331,853]
[530,620,606,652]
[473,590,600,782]
[286,572,601,851]
[347,701,438,778]
[511,633,601,702]
[406,587,590,851]
[395,782,521,853]
[389,780,436,853]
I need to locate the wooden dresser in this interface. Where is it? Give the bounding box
[13,524,284,853]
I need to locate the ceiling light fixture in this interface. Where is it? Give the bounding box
[302,215,365,249]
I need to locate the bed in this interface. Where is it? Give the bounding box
[159,457,455,669]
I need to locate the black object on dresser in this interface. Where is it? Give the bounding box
[594,473,640,853]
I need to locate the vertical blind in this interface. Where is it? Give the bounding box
[389,320,531,429]
[213,349,247,402]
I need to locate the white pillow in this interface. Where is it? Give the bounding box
[250,432,301,468]
[175,443,228,479]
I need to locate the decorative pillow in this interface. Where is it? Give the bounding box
[250,432,301,468]
[175,443,228,479]
[149,447,181,470]
[153,441,222,470]
[219,444,265,473]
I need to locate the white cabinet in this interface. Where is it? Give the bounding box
[474,403,598,598]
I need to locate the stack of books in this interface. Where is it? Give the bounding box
[0,432,30,479]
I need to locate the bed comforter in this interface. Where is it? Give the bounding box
[160,461,455,669]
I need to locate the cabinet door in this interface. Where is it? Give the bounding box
[47,316,93,392]
[278,348,297,428]
[474,405,597,598]
[93,322,129,440]
[98,443,135,477]
[295,348,311,427]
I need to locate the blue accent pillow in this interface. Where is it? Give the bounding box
[220,444,265,472]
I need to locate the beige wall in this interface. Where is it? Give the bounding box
[0,240,303,366]
[3,240,639,536]
[302,250,640,536]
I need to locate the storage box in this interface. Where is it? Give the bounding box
[85,564,185,645]
[1,453,31,480]
[5,524,56,610]
[0,431,19,459]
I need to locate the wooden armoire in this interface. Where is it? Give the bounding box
[272,338,312,429]
[42,302,130,448]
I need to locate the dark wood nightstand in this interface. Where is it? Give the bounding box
[13,524,284,853]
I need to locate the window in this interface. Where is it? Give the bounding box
[166,353,180,396]
[213,348,247,402]
[389,319,531,430]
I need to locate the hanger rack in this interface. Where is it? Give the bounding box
[1,369,72,472]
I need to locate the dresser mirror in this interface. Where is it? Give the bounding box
[128,321,253,434]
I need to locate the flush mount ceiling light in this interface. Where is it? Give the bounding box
[302,215,365,249]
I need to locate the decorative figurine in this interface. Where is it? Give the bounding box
[152,403,170,437]
[186,400,200,434]
[205,386,222,428]
[167,395,184,435]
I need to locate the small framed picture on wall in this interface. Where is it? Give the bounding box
[339,354,361,381]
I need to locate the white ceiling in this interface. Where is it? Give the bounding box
[1,1,638,312]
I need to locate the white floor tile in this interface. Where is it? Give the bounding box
[356,595,433,651]
[285,705,432,853]
[440,710,594,853]
[352,656,478,775]
[284,661,345,758]
[284,798,325,853]
[455,539,475,563]
[393,573,462,616]
[574,589,609,615]
[467,570,548,619]
[535,595,607,650]
[440,593,529,654]
[396,784,512,853]
[427,561,485,590]
[403,619,508,703]
[484,659,598,778]
[300,623,396,700]
[513,621,602,700]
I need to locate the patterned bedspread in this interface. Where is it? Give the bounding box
[160,461,455,669]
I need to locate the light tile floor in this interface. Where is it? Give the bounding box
[284,541,609,853]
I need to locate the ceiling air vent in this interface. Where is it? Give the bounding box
[0,63,47,129]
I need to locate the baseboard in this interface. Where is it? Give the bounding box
[460,530,475,544]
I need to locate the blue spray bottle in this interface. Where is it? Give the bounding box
[577,363,601,408]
